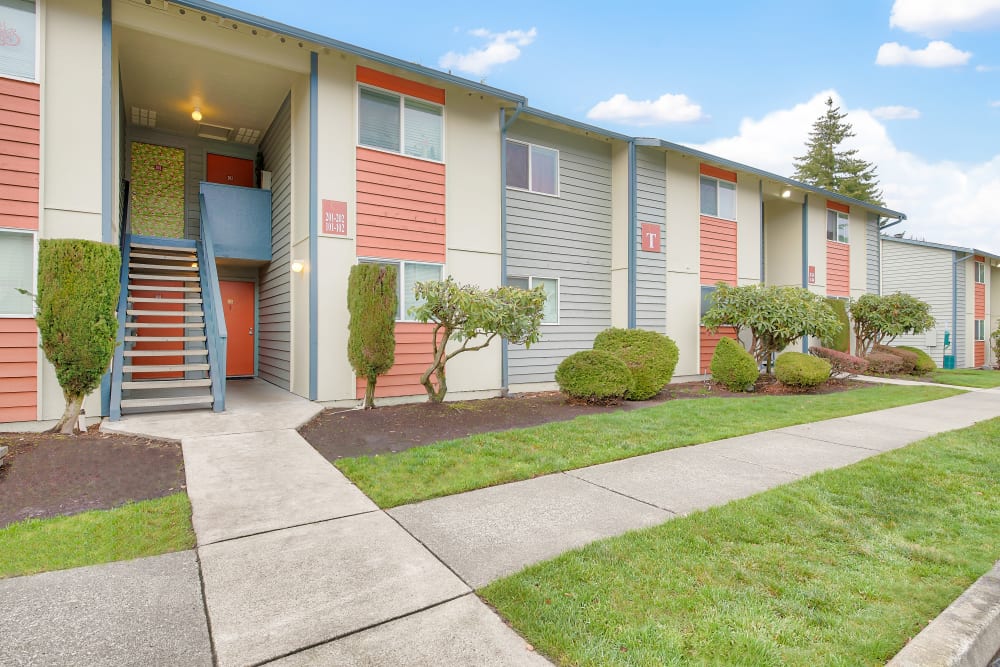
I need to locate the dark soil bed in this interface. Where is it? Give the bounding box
[301,377,864,461]
[0,428,185,527]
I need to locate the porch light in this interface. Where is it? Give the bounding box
[192,107,203,122]
[781,188,792,198]
[291,259,305,273]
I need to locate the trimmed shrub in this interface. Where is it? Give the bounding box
[347,264,398,409]
[822,298,851,353]
[555,350,634,404]
[895,345,936,374]
[36,239,120,434]
[809,346,868,375]
[593,327,679,400]
[865,351,905,375]
[775,351,831,388]
[709,337,759,391]
[874,344,917,374]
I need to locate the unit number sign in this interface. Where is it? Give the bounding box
[640,223,661,252]
[321,200,348,236]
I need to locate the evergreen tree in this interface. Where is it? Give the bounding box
[793,97,884,206]
[347,264,397,409]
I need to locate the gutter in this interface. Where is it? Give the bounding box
[499,103,524,396]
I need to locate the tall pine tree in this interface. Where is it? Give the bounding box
[793,97,884,206]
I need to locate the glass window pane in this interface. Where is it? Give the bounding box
[0,0,36,80]
[403,262,442,318]
[837,213,849,243]
[530,145,558,195]
[506,141,529,189]
[0,231,34,315]
[404,99,443,161]
[827,210,837,241]
[700,285,716,317]
[700,177,717,217]
[534,277,558,323]
[508,276,530,290]
[718,181,736,220]
[359,88,401,153]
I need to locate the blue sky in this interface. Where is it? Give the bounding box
[224,0,1000,250]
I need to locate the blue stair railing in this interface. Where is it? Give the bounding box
[199,193,227,411]
[109,180,133,421]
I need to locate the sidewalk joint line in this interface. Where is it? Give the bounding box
[562,471,679,515]
[197,509,380,547]
[192,550,221,667]
[251,591,475,666]
[383,510,477,590]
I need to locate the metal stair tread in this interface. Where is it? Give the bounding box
[129,242,197,252]
[123,349,208,357]
[125,322,205,329]
[128,263,199,272]
[126,309,204,317]
[124,335,207,342]
[129,273,201,282]
[128,285,201,292]
[129,252,199,262]
[128,297,203,304]
[122,379,212,389]
[120,395,214,409]
[123,363,209,372]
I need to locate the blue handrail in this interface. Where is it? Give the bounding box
[109,235,132,421]
[199,193,228,411]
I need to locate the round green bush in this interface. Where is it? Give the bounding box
[555,350,634,403]
[593,327,679,400]
[895,345,936,374]
[775,351,831,388]
[709,337,759,391]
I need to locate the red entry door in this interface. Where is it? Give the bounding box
[206,154,255,187]
[220,281,255,377]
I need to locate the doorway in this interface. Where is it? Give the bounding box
[206,153,255,188]
[130,142,186,238]
[219,280,256,377]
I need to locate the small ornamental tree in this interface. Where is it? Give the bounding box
[347,264,398,409]
[991,320,1000,369]
[849,292,935,356]
[411,277,546,402]
[35,239,120,434]
[701,283,842,374]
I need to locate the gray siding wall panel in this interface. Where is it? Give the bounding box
[635,147,666,332]
[881,240,954,365]
[257,95,292,389]
[506,121,613,384]
[866,213,880,294]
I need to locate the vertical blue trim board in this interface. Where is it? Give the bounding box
[627,140,637,329]
[801,194,809,352]
[308,52,319,400]
[100,0,113,417]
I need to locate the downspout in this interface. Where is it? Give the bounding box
[801,194,809,352]
[499,103,523,396]
[308,52,318,400]
[758,180,764,284]
[627,139,637,329]
[952,251,973,367]
[100,0,113,418]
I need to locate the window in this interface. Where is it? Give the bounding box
[700,176,736,220]
[0,0,37,81]
[358,259,443,321]
[700,285,717,317]
[975,261,986,284]
[358,86,443,161]
[0,230,35,316]
[975,319,986,342]
[508,275,559,323]
[827,210,849,243]
[505,140,559,196]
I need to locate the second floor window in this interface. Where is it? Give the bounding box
[506,140,559,196]
[827,210,849,243]
[700,176,736,220]
[359,87,443,162]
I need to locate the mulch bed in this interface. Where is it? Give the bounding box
[301,377,864,461]
[0,427,185,528]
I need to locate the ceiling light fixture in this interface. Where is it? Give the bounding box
[191,107,203,122]
[781,188,792,199]
[291,259,305,273]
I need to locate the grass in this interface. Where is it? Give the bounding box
[0,493,195,579]
[481,418,1000,666]
[929,368,1000,388]
[336,385,961,508]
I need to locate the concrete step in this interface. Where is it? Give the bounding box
[123,363,210,373]
[120,395,214,409]
[122,378,212,390]
[129,263,199,273]
[124,335,207,343]
[128,297,203,304]
[126,309,204,317]
[125,322,206,330]
[129,273,201,282]
[124,349,208,357]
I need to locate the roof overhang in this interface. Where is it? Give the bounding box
[880,235,1000,261]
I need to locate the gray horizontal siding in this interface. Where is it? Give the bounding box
[506,121,613,384]
[866,213,880,294]
[257,95,292,389]
[635,147,666,332]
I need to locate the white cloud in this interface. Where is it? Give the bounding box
[586,93,704,126]
[438,28,536,77]
[876,40,972,67]
[990,100,1000,107]
[976,64,998,71]
[872,105,922,120]
[692,90,1000,253]
[890,0,1000,37]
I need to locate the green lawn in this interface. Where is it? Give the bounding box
[481,418,1000,667]
[0,493,195,579]
[930,368,1000,388]
[336,385,961,508]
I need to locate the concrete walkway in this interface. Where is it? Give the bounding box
[3,381,998,665]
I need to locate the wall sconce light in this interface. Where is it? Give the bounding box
[191,107,203,122]
[291,259,306,273]
[781,188,792,199]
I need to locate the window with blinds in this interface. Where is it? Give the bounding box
[358,258,444,321]
[359,86,443,161]
[0,230,35,316]
[508,275,559,324]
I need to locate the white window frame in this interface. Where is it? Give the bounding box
[508,275,560,325]
[827,209,849,244]
[358,258,444,322]
[975,319,986,342]
[0,228,37,318]
[505,139,560,197]
[0,0,40,84]
[356,84,445,164]
[975,261,986,284]
[699,175,737,221]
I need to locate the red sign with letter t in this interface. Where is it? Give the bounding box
[640,223,661,252]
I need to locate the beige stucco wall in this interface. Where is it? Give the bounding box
[289,76,312,399]
[849,209,868,299]
[610,143,629,328]
[736,177,762,285]
[763,198,802,288]
[805,197,827,297]
[990,265,1000,366]
[664,152,700,375]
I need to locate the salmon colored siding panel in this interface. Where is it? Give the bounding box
[700,327,738,375]
[699,163,737,183]
[356,65,446,105]
[826,241,850,297]
[975,283,986,318]
[700,216,737,285]
[826,200,850,214]
[356,147,446,263]
[0,317,36,422]
[975,341,985,367]
[355,322,444,399]
[0,78,39,234]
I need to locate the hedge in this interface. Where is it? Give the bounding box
[593,328,679,400]
[710,337,758,391]
[810,346,868,375]
[775,351,831,388]
[555,350,634,404]
[894,345,936,374]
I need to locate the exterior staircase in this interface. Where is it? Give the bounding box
[110,235,222,418]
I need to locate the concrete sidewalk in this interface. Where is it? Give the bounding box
[3,382,997,665]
